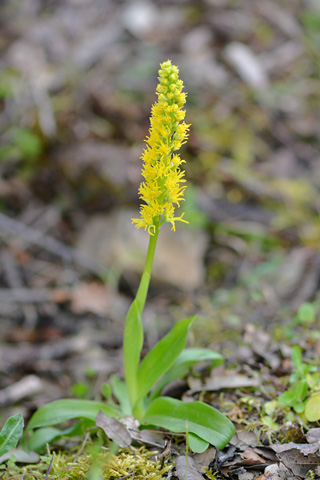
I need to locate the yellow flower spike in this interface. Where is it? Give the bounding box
[132,60,190,234]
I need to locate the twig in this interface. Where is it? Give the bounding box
[159,440,171,469]
[259,363,286,392]
[73,432,90,462]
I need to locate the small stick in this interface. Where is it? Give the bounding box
[159,440,171,469]
[259,363,286,392]
[73,432,90,462]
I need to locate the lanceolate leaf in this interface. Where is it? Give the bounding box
[136,316,196,404]
[24,420,93,452]
[0,413,24,457]
[144,397,235,450]
[110,376,132,416]
[150,348,224,400]
[25,427,63,452]
[24,421,91,452]
[123,300,143,407]
[25,399,118,432]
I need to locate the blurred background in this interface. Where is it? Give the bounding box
[1,0,320,414]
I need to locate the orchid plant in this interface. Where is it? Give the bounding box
[23,61,235,454]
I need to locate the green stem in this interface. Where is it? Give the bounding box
[135,226,159,314]
[125,225,160,421]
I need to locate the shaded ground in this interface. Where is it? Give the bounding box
[1,0,320,478]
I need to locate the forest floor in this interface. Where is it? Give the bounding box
[1,0,320,479]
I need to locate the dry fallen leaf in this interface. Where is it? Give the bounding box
[239,449,267,467]
[263,461,296,479]
[175,456,204,480]
[120,416,166,449]
[306,427,320,444]
[256,461,295,480]
[231,429,258,447]
[271,442,319,478]
[95,411,131,447]
[223,449,268,470]
[192,446,216,474]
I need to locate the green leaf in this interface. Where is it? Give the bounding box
[305,393,320,422]
[110,376,132,416]
[293,401,306,414]
[26,427,66,452]
[143,397,235,450]
[302,11,320,34]
[188,433,209,453]
[291,345,302,372]
[150,347,223,400]
[26,426,71,452]
[307,372,320,389]
[24,420,94,452]
[0,413,24,457]
[25,399,118,433]
[101,383,112,401]
[71,382,90,398]
[261,415,279,430]
[123,300,143,407]
[278,379,308,408]
[12,127,42,159]
[297,303,315,324]
[278,390,296,407]
[136,316,196,404]
[298,379,308,402]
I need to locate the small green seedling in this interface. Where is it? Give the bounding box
[278,345,319,415]
[0,413,24,461]
[23,61,235,454]
[278,302,317,341]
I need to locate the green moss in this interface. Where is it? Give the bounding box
[1,445,172,480]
